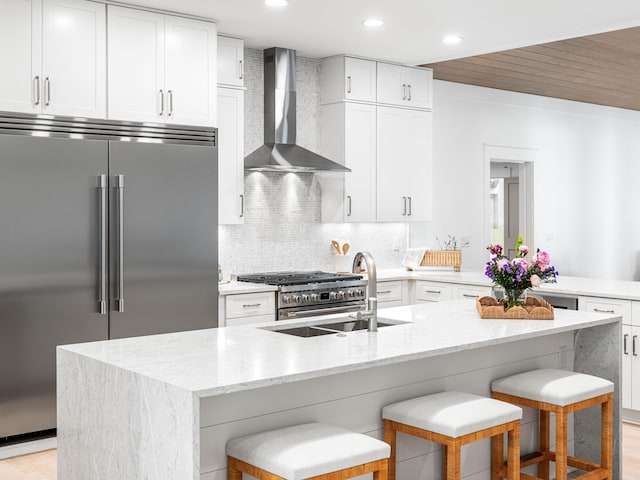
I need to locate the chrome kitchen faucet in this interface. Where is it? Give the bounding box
[351,252,378,332]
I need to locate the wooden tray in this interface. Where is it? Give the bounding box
[421,250,461,272]
[476,295,554,320]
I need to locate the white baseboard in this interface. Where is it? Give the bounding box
[0,436,57,460]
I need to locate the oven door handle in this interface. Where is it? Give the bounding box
[280,304,364,320]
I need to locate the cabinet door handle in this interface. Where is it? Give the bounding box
[402,83,407,100]
[593,308,615,314]
[424,289,441,294]
[243,303,261,308]
[239,194,244,218]
[407,84,412,101]
[167,90,174,117]
[377,290,392,294]
[34,76,40,106]
[238,60,244,80]
[407,196,412,216]
[44,77,51,106]
[159,89,164,116]
[347,195,352,216]
[346,76,352,94]
[402,196,407,216]
[624,333,629,355]
[634,335,638,356]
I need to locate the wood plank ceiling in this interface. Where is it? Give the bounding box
[422,26,640,111]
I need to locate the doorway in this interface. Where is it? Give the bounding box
[483,145,536,254]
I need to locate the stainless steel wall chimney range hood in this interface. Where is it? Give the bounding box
[244,47,350,173]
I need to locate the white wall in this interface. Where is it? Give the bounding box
[411,79,640,281]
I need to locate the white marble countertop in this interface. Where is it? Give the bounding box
[59,300,619,398]
[218,280,278,296]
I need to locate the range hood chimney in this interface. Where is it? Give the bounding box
[244,47,350,173]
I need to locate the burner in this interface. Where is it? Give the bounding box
[237,271,363,286]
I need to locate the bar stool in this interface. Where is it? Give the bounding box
[226,422,390,479]
[492,368,614,480]
[382,391,523,480]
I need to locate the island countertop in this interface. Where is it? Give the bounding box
[58,300,620,398]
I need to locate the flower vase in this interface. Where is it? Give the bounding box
[503,288,527,310]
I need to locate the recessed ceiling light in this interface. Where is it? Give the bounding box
[265,0,287,7]
[443,35,464,45]
[363,18,384,28]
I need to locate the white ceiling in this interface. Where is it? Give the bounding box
[123,0,640,64]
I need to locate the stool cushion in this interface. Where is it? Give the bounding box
[382,391,522,438]
[226,422,390,480]
[492,369,614,407]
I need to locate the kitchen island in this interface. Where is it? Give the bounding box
[57,300,621,480]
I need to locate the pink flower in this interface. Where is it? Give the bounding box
[512,257,528,270]
[497,259,509,270]
[530,274,542,287]
[535,251,550,266]
[519,245,529,255]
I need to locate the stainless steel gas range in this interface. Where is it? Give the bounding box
[236,271,367,320]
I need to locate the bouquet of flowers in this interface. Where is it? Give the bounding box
[485,235,558,310]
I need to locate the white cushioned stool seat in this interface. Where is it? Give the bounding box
[491,368,614,407]
[382,391,522,438]
[226,422,390,480]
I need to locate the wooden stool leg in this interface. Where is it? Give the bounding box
[507,422,520,480]
[555,410,568,480]
[227,456,242,480]
[539,410,550,480]
[374,458,389,480]
[384,419,397,480]
[491,431,504,480]
[602,393,613,479]
[445,439,461,480]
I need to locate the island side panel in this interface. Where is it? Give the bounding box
[199,331,579,480]
[574,319,622,480]
[57,347,200,480]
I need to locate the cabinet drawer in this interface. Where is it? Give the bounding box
[376,280,402,303]
[455,285,492,301]
[579,296,631,321]
[226,292,275,319]
[415,281,453,302]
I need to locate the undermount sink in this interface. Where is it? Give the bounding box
[263,317,407,338]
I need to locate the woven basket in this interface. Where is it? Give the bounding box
[421,250,462,272]
[476,296,554,320]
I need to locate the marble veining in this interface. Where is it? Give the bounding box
[59,301,619,398]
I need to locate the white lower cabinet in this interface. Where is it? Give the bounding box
[376,280,407,308]
[579,296,633,410]
[221,292,275,327]
[414,281,453,303]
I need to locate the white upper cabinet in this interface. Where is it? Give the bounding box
[218,87,245,224]
[0,0,105,118]
[321,56,376,104]
[376,106,432,222]
[107,5,217,126]
[320,102,377,223]
[217,36,244,87]
[377,62,432,109]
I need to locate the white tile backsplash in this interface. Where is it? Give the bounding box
[218,48,408,277]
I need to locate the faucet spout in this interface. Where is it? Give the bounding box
[352,252,378,332]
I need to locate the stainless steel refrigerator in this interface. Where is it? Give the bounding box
[0,112,218,443]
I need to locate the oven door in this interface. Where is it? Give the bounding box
[278,301,365,321]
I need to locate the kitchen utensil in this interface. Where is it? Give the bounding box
[342,243,350,255]
[331,240,342,255]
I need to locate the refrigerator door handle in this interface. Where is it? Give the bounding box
[98,175,108,314]
[115,174,125,313]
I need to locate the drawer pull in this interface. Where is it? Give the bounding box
[243,303,262,308]
[624,333,629,355]
[593,308,615,314]
[634,335,638,357]
[462,294,479,298]
[377,290,392,294]
[424,289,441,294]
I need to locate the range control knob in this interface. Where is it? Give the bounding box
[311,293,320,302]
[282,295,291,304]
[302,294,310,302]
[329,291,338,300]
[356,288,364,297]
[337,291,346,300]
[293,295,302,304]
[347,289,354,298]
